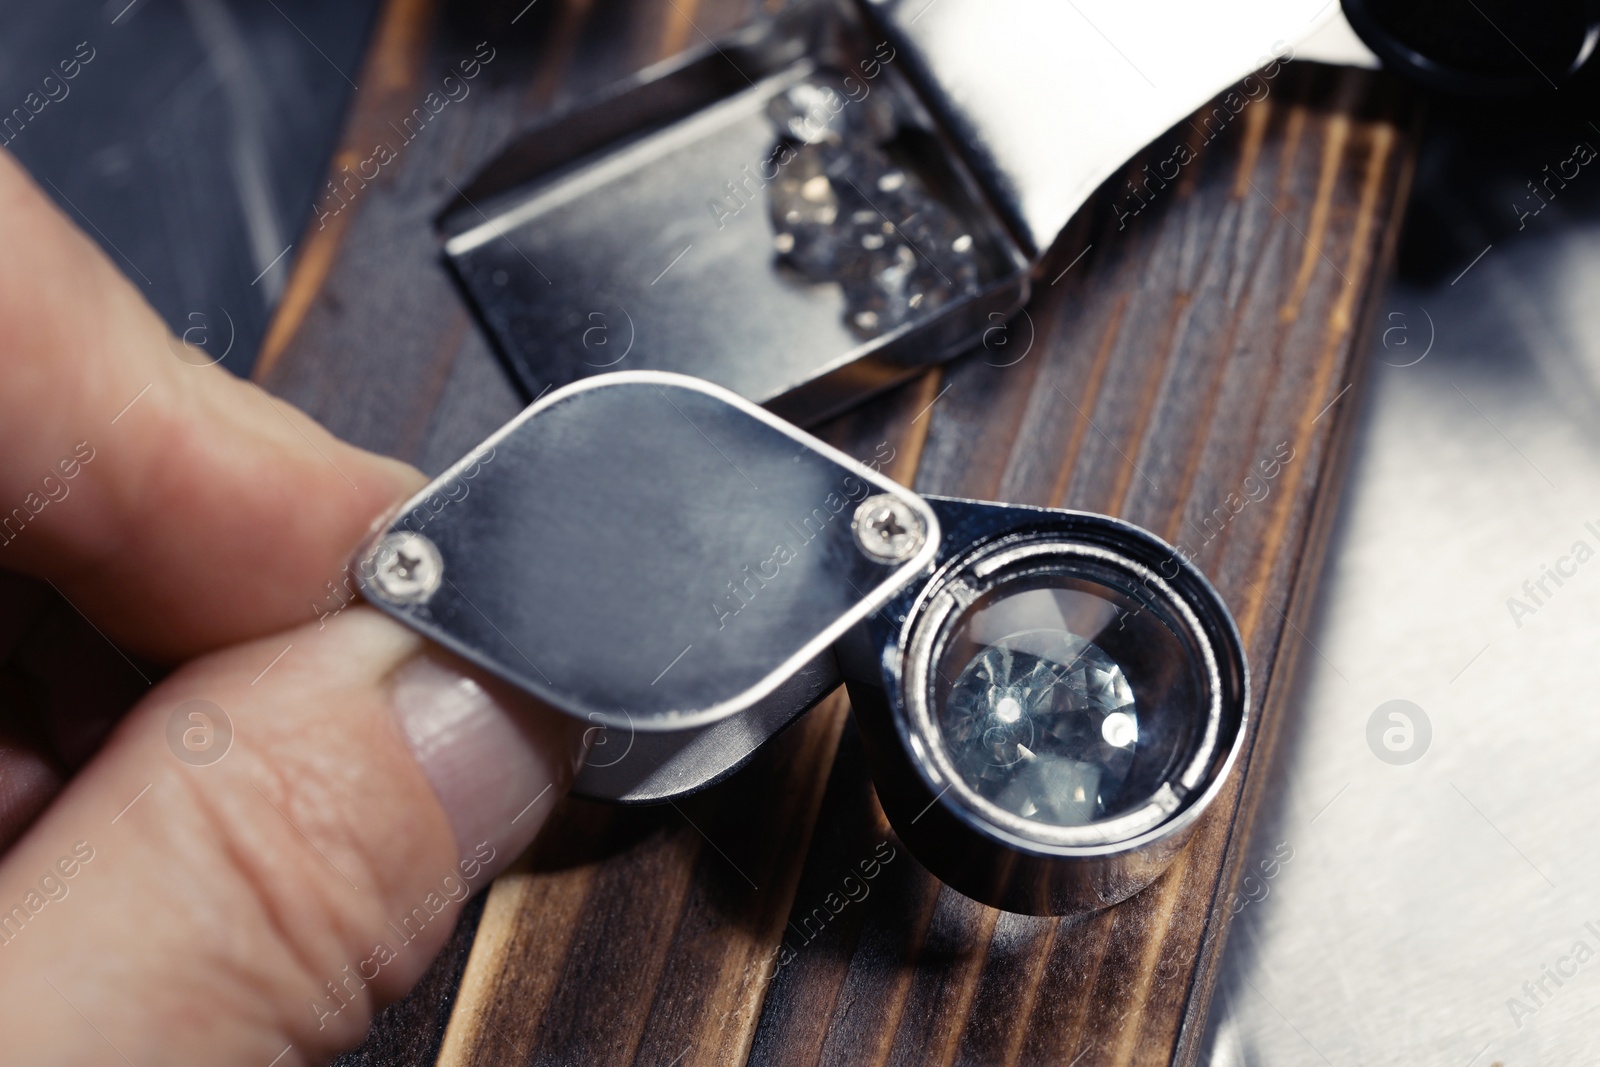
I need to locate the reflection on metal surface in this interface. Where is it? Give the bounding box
[1203,109,1600,1063]
[864,0,1354,255]
[357,371,939,734]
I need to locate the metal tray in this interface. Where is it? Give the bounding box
[440,1,1030,424]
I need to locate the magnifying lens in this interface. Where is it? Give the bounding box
[841,502,1245,914]
[356,372,1247,916]
[919,547,1217,838]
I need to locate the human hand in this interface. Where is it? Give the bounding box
[0,149,581,1065]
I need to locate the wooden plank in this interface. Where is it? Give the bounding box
[331,893,488,1067]
[264,3,1420,1062]
[750,67,1415,1067]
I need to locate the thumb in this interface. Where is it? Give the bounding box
[0,607,581,1065]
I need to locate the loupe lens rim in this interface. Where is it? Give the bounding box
[900,535,1227,854]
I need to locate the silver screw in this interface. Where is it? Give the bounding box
[851,494,927,564]
[365,532,443,605]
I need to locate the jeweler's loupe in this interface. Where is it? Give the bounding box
[355,372,1247,915]
[841,503,1245,914]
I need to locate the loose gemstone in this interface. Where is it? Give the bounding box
[938,631,1138,827]
[764,73,982,338]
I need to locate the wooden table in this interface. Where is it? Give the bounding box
[258,1,1419,1062]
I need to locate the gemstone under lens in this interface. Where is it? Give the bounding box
[939,630,1137,827]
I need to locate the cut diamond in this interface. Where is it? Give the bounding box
[938,630,1138,827]
[764,74,982,338]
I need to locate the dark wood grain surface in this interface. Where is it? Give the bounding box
[263,2,1420,1064]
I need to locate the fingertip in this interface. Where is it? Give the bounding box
[389,650,585,881]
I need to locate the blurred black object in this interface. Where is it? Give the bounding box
[0,0,382,377]
[1343,0,1600,96]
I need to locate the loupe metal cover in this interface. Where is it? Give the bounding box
[852,500,1247,914]
[355,372,938,732]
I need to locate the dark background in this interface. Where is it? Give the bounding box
[0,0,381,377]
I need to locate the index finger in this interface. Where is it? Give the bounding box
[0,149,423,662]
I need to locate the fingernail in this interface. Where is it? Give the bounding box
[389,653,581,873]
